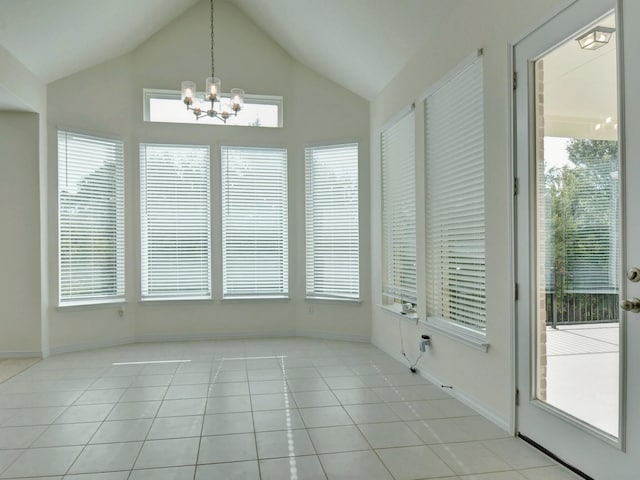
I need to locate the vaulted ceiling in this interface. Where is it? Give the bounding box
[0,0,461,100]
[233,0,461,99]
[0,0,199,83]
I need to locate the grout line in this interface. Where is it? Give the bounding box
[67,363,169,477]
[124,364,179,480]
[27,369,124,477]
[222,355,287,361]
[191,358,225,480]
[112,359,192,366]
[0,358,41,385]
[562,329,620,347]
[349,363,406,480]
[243,364,262,480]
[0,340,565,479]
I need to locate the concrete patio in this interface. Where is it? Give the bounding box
[545,323,619,437]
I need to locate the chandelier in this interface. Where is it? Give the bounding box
[181,0,244,122]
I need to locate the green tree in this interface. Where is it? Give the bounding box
[567,139,618,168]
[545,138,619,322]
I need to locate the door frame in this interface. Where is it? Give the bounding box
[507,0,582,438]
[511,0,628,462]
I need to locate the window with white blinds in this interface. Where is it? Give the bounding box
[140,144,211,300]
[381,110,417,306]
[221,146,288,298]
[58,130,125,305]
[305,143,360,300]
[424,55,486,331]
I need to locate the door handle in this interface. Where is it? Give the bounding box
[620,298,640,313]
[628,268,640,282]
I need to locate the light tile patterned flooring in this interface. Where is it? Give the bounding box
[0,359,40,384]
[0,338,581,479]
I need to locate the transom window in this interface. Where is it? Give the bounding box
[144,89,283,128]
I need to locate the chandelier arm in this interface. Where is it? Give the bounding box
[186,102,231,123]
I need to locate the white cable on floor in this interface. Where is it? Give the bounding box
[398,316,422,372]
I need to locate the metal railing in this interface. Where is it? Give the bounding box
[545,291,619,327]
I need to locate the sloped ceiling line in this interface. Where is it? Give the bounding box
[0,0,460,100]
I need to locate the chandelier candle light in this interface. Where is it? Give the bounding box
[181,0,244,122]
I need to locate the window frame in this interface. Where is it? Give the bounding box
[220,145,289,299]
[57,129,125,307]
[305,142,360,301]
[139,142,212,302]
[422,50,488,343]
[380,107,417,313]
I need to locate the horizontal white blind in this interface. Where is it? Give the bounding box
[425,56,486,330]
[381,111,417,304]
[221,146,288,297]
[58,130,125,305]
[140,144,211,300]
[305,143,360,300]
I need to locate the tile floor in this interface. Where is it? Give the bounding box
[0,338,582,479]
[0,359,40,384]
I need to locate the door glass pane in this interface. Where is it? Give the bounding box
[535,11,620,437]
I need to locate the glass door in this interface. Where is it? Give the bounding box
[515,0,640,477]
[533,9,620,438]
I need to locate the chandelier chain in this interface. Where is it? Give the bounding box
[210,0,215,78]
[181,0,244,123]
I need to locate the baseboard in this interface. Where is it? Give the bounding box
[0,351,42,359]
[135,330,297,343]
[440,378,511,432]
[46,330,369,355]
[49,336,135,355]
[295,329,370,343]
[384,349,511,433]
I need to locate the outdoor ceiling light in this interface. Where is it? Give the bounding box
[576,26,615,50]
[181,0,244,123]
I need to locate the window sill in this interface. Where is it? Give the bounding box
[57,298,125,310]
[222,296,290,302]
[420,316,489,352]
[307,296,361,304]
[378,304,419,322]
[140,296,212,304]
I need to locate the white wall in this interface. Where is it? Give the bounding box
[0,45,46,112]
[0,112,42,356]
[45,0,370,352]
[46,53,137,352]
[0,46,48,357]
[369,0,567,430]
